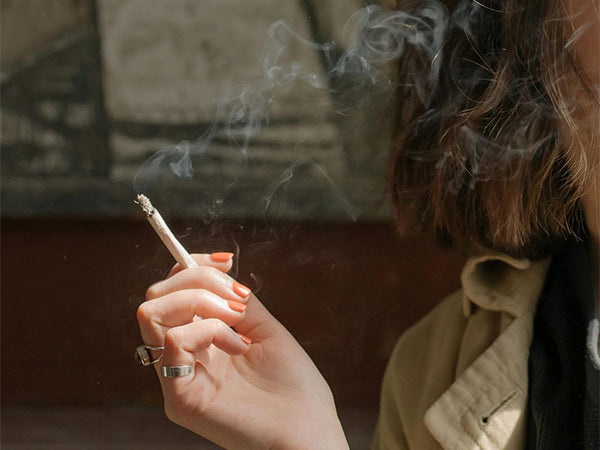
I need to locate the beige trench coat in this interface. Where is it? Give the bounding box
[372,254,551,449]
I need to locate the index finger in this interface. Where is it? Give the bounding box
[167,252,234,278]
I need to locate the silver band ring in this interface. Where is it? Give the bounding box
[135,345,164,367]
[161,365,193,378]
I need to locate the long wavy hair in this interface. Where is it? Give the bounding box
[390,0,599,259]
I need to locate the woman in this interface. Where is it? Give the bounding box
[136,0,599,448]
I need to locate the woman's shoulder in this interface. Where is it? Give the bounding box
[374,289,468,449]
[374,254,551,449]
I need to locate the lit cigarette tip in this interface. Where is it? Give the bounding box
[135,193,155,217]
[135,193,198,269]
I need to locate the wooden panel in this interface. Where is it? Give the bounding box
[1,218,463,407]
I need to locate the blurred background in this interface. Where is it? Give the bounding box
[1,1,463,448]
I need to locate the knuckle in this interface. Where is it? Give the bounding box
[194,265,219,279]
[191,288,208,306]
[204,265,221,276]
[136,301,153,325]
[208,317,227,335]
[145,284,160,301]
[180,267,210,288]
[164,327,184,349]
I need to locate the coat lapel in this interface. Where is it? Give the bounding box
[424,310,534,449]
[424,256,550,449]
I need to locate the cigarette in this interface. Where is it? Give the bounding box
[135,194,198,269]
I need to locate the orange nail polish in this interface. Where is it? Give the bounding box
[228,301,247,313]
[210,252,234,263]
[233,281,251,298]
[238,333,252,345]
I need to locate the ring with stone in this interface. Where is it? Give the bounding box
[135,344,164,367]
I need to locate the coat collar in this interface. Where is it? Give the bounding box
[461,254,551,318]
[425,254,551,449]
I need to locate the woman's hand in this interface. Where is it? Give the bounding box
[136,253,349,450]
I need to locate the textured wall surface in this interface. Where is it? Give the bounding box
[1,0,108,181]
[2,0,393,220]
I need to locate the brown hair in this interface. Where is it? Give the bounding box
[390,0,599,259]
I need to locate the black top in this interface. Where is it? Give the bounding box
[526,237,599,449]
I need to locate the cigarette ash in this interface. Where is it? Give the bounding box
[135,194,155,217]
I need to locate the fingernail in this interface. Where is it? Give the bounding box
[233,281,251,298]
[210,252,234,263]
[228,301,247,313]
[238,333,252,345]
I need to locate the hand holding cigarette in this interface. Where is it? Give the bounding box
[135,195,348,449]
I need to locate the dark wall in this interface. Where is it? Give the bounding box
[1,0,465,420]
[1,218,463,408]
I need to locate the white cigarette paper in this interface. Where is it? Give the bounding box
[136,194,198,269]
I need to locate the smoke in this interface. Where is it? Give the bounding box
[132,0,594,216]
[133,1,450,218]
[260,158,359,221]
[134,108,220,188]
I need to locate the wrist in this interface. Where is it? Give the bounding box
[275,416,348,450]
[312,422,349,450]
